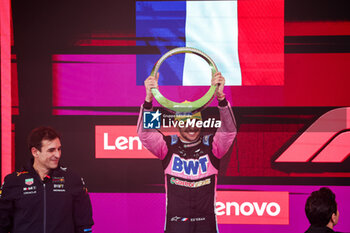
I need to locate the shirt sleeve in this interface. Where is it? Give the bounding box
[212,100,237,159]
[0,175,14,233]
[137,103,168,160]
[72,176,94,233]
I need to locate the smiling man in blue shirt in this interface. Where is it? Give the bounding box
[0,126,94,233]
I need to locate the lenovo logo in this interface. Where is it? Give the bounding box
[216,191,289,225]
[95,125,155,159]
[216,202,280,216]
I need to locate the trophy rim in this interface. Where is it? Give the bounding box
[150,47,218,114]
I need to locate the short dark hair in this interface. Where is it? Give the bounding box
[305,187,337,227]
[28,126,61,152]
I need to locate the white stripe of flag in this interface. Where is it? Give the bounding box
[183,1,242,86]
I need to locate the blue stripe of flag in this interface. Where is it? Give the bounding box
[136,1,186,86]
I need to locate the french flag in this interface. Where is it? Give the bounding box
[136,0,284,86]
[52,0,284,114]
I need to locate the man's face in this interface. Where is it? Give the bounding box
[32,138,62,170]
[178,122,201,142]
[334,210,340,225]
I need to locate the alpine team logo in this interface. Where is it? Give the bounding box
[143,110,161,129]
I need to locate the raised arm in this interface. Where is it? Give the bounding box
[211,72,237,159]
[137,75,168,160]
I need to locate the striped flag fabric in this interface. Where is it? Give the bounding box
[52,0,284,114]
[136,0,284,86]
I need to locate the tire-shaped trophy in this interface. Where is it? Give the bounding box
[150,47,218,114]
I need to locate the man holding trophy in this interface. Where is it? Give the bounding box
[137,48,237,233]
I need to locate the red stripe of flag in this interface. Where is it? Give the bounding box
[238,0,284,86]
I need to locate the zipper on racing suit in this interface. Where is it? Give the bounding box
[43,183,47,233]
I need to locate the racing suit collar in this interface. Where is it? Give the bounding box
[24,158,60,182]
[179,136,201,148]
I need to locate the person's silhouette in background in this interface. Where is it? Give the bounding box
[305,187,341,233]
